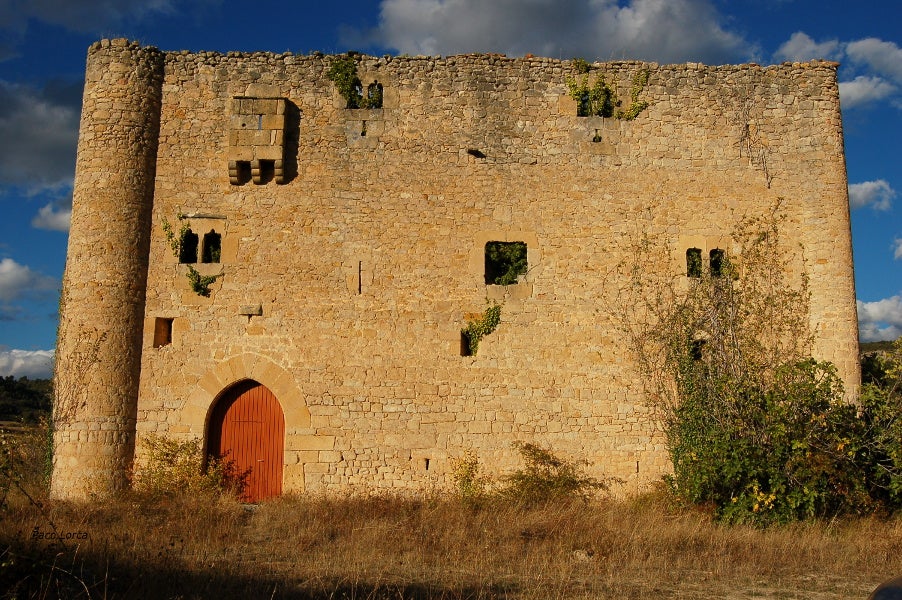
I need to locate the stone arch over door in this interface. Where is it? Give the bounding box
[181,353,317,494]
[207,379,284,502]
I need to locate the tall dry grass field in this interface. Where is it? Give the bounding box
[3,488,902,597]
[2,427,901,598]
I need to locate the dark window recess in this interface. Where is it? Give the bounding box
[485,241,527,285]
[179,229,199,264]
[366,81,383,108]
[577,91,591,117]
[686,248,702,278]
[710,249,725,277]
[202,230,222,264]
[689,339,706,361]
[153,318,174,348]
[461,331,473,357]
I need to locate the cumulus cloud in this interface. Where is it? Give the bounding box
[774,32,842,62]
[0,79,80,193]
[858,295,902,342]
[839,75,897,109]
[0,348,54,378]
[894,238,902,261]
[31,196,72,232]
[846,38,902,83]
[848,180,896,211]
[0,258,56,303]
[364,0,754,64]
[773,32,902,111]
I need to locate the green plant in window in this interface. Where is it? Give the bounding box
[485,241,527,285]
[566,61,650,120]
[161,214,222,297]
[327,54,383,109]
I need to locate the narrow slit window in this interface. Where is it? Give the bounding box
[686,248,702,278]
[179,229,199,264]
[201,230,222,264]
[153,318,174,348]
[485,241,527,285]
[710,249,725,277]
[461,331,473,357]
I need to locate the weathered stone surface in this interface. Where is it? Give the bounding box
[52,40,858,500]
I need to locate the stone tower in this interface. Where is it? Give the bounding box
[51,40,164,499]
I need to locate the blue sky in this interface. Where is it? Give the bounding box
[0,0,901,377]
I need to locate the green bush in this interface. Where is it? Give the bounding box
[498,442,611,505]
[667,359,880,525]
[450,443,612,506]
[618,204,902,524]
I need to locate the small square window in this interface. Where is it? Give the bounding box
[485,241,527,285]
[153,318,174,348]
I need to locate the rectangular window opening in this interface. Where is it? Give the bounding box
[710,249,725,277]
[690,339,706,361]
[485,241,527,285]
[201,230,222,264]
[153,318,174,348]
[686,248,702,278]
[460,332,473,357]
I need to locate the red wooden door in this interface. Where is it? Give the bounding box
[208,380,284,502]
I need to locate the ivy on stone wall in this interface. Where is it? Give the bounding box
[566,60,650,121]
[327,54,383,109]
[461,303,502,356]
[161,214,222,297]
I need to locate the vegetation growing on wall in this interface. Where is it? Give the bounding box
[327,54,383,109]
[613,204,902,524]
[461,302,502,356]
[567,60,650,120]
[161,215,222,297]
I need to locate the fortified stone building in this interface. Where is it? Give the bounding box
[51,39,859,501]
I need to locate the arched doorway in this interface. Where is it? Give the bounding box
[207,380,284,502]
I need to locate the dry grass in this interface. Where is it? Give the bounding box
[2,426,900,598]
[2,485,901,599]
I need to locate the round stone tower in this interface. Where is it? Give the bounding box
[51,40,164,500]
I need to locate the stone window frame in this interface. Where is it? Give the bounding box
[471,230,539,301]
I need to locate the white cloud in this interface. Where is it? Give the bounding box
[367,0,753,64]
[0,348,54,378]
[845,38,902,83]
[31,197,72,232]
[894,238,902,261]
[774,31,842,62]
[858,295,902,342]
[839,75,897,109]
[0,258,56,303]
[848,180,896,211]
[0,80,79,193]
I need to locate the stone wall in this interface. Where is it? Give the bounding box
[55,40,859,498]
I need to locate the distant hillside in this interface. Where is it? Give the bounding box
[861,340,898,353]
[0,376,52,423]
